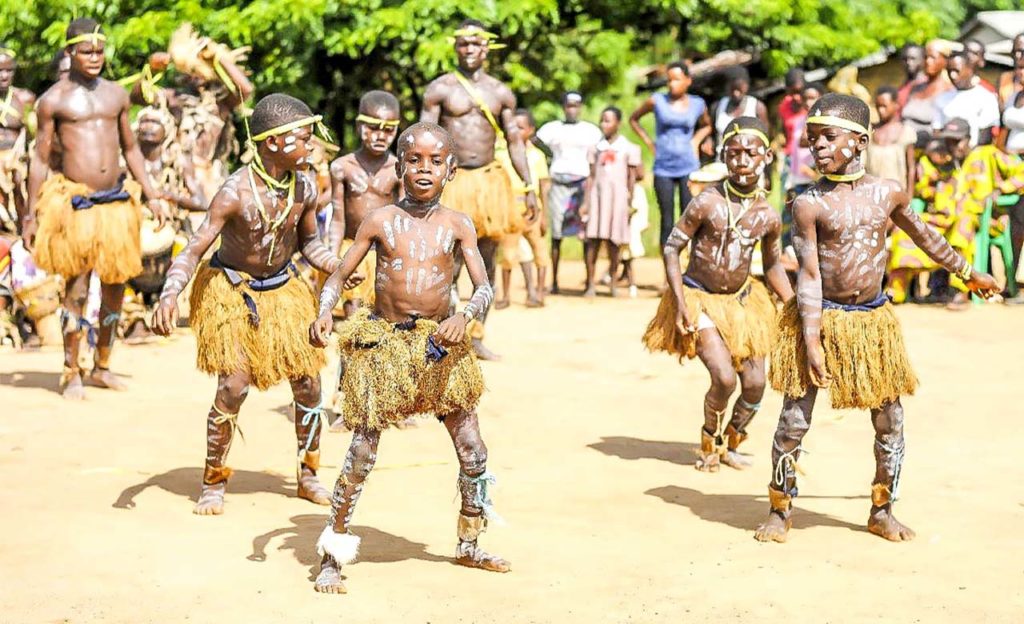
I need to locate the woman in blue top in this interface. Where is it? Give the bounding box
[629,61,712,248]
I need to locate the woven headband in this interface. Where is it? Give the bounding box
[450,27,506,49]
[66,26,106,47]
[806,115,870,135]
[0,48,15,58]
[250,115,331,142]
[356,114,399,128]
[721,126,770,147]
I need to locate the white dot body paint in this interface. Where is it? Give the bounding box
[283,144,297,154]
[284,135,297,145]
[268,144,279,152]
[841,148,853,158]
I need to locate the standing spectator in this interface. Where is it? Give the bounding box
[537,91,602,294]
[903,41,955,146]
[867,86,917,191]
[997,34,1024,110]
[963,39,997,93]
[581,106,640,298]
[777,68,806,159]
[782,83,823,259]
[897,44,926,108]
[629,60,711,248]
[934,51,1000,146]
[712,66,769,156]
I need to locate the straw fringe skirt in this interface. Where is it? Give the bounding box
[34,174,143,283]
[339,309,485,431]
[642,280,777,370]
[769,299,918,409]
[190,263,325,390]
[441,160,520,238]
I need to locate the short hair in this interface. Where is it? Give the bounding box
[721,115,769,142]
[397,121,455,159]
[901,43,924,56]
[724,66,750,85]
[809,93,870,131]
[358,90,399,115]
[667,60,689,76]
[66,18,102,45]
[249,93,314,139]
[964,38,985,54]
[513,108,536,128]
[875,85,899,100]
[784,68,805,88]
[802,81,826,97]
[948,50,970,66]
[602,106,623,121]
[458,18,486,31]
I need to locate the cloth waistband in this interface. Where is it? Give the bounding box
[822,293,889,312]
[682,275,708,292]
[551,173,588,186]
[683,275,752,299]
[71,177,131,211]
[210,253,294,292]
[367,312,449,362]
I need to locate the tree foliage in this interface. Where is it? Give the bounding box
[1,0,1015,148]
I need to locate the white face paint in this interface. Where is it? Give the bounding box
[283,144,297,154]
[841,148,853,158]
[268,144,279,152]
[284,135,297,145]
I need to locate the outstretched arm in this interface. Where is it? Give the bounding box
[298,174,342,275]
[151,182,236,335]
[761,218,795,302]
[662,197,704,333]
[890,188,997,296]
[435,215,492,346]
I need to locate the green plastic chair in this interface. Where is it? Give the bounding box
[972,194,1020,303]
[910,198,926,214]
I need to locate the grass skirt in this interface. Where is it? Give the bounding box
[190,263,325,390]
[769,299,919,409]
[441,161,519,238]
[642,280,777,370]
[339,309,484,431]
[34,174,142,283]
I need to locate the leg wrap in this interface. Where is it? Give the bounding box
[317,526,360,565]
[294,400,325,474]
[770,440,804,498]
[457,470,501,522]
[768,486,793,514]
[727,398,760,450]
[872,436,905,504]
[203,405,239,485]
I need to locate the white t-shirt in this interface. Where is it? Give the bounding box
[536,119,603,179]
[1003,96,1024,153]
[933,85,1000,146]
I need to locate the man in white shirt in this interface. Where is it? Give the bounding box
[536,91,602,293]
[933,52,1000,146]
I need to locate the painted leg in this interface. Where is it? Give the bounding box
[445,410,509,573]
[195,370,250,515]
[867,399,915,542]
[59,273,90,400]
[694,328,738,472]
[754,388,818,543]
[315,428,381,594]
[88,281,128,390]
[722,358,766,470]
[292,375,331,505]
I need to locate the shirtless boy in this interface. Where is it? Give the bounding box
[756,94,997,543]
[326,90,401,318]
[23,19,169,399]
[0,44,34,232]
[644,117,793,471]
[152,94,343,515]
[310,122,506,594]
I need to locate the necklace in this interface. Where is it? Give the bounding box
[722,181,763,235]
[246,163,295,265]
[824,169,866,182]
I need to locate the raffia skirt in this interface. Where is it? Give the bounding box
[769,299,918,409]
[441,160,520,239]
[190,263,325,390]
[339,309,485,431]
[642,280,777,370]
[33,174,143,283]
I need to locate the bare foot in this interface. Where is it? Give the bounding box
[194,482,226,515]
[472,339,501,361]
[87,368,128,391]
[298,471,332,506]
[455,542,511,573]
[313,556,348,594]
[495,300,511,310]
[867,506,916,542]
[583,287,596,298]
[60,372,86,401]
[721,450,752,470]
[946,293,971,311]
[609,285,619,299]
[526,296,543,308]
[550,284,560,295]
[694,452,720,472]
[753,510,791,543]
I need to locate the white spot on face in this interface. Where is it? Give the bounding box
[283,144,297,154]
[284,135,297,145]
[841,148,853,158]
[268,144,279,152]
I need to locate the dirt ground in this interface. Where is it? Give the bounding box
[1,257,1022,623]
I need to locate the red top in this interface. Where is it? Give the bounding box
[778,94,805,156]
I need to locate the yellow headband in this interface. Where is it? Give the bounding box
[0,48,15,58]
[450,27,506,49]
[721,126,770,147]
[806,115,870,136]
[250,114,331,142]
[66,26,106,47]
[356,114,400,128]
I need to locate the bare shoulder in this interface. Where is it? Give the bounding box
[98,78,129,103]
[756,199,782,228]
[485,73,513,97]
[439,205,475,235]
[14,87,35,106]
[296,170,318,204]
[329,154,351,178]
[424,74,455,97]
[36,82,67,112]
[688,186,720,217]
[211,169,246,211]
[792,186,825,219]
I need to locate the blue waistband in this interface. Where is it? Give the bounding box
[71,178,131,211]
[821,293,889,312]
[682,275,707,292]
[210,253,294,292]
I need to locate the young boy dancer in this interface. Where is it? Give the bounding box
[756,94,997,543]
[310,122,507,594]
[152,94,342,515]
[644,117,793,471]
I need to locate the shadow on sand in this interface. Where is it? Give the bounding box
[588,436,700,467]
[646,485,867,534]
[248,514,449,580]
[112,467,295,509]
[0,370,64,395]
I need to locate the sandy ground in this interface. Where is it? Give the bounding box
[1,257,1022,623]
